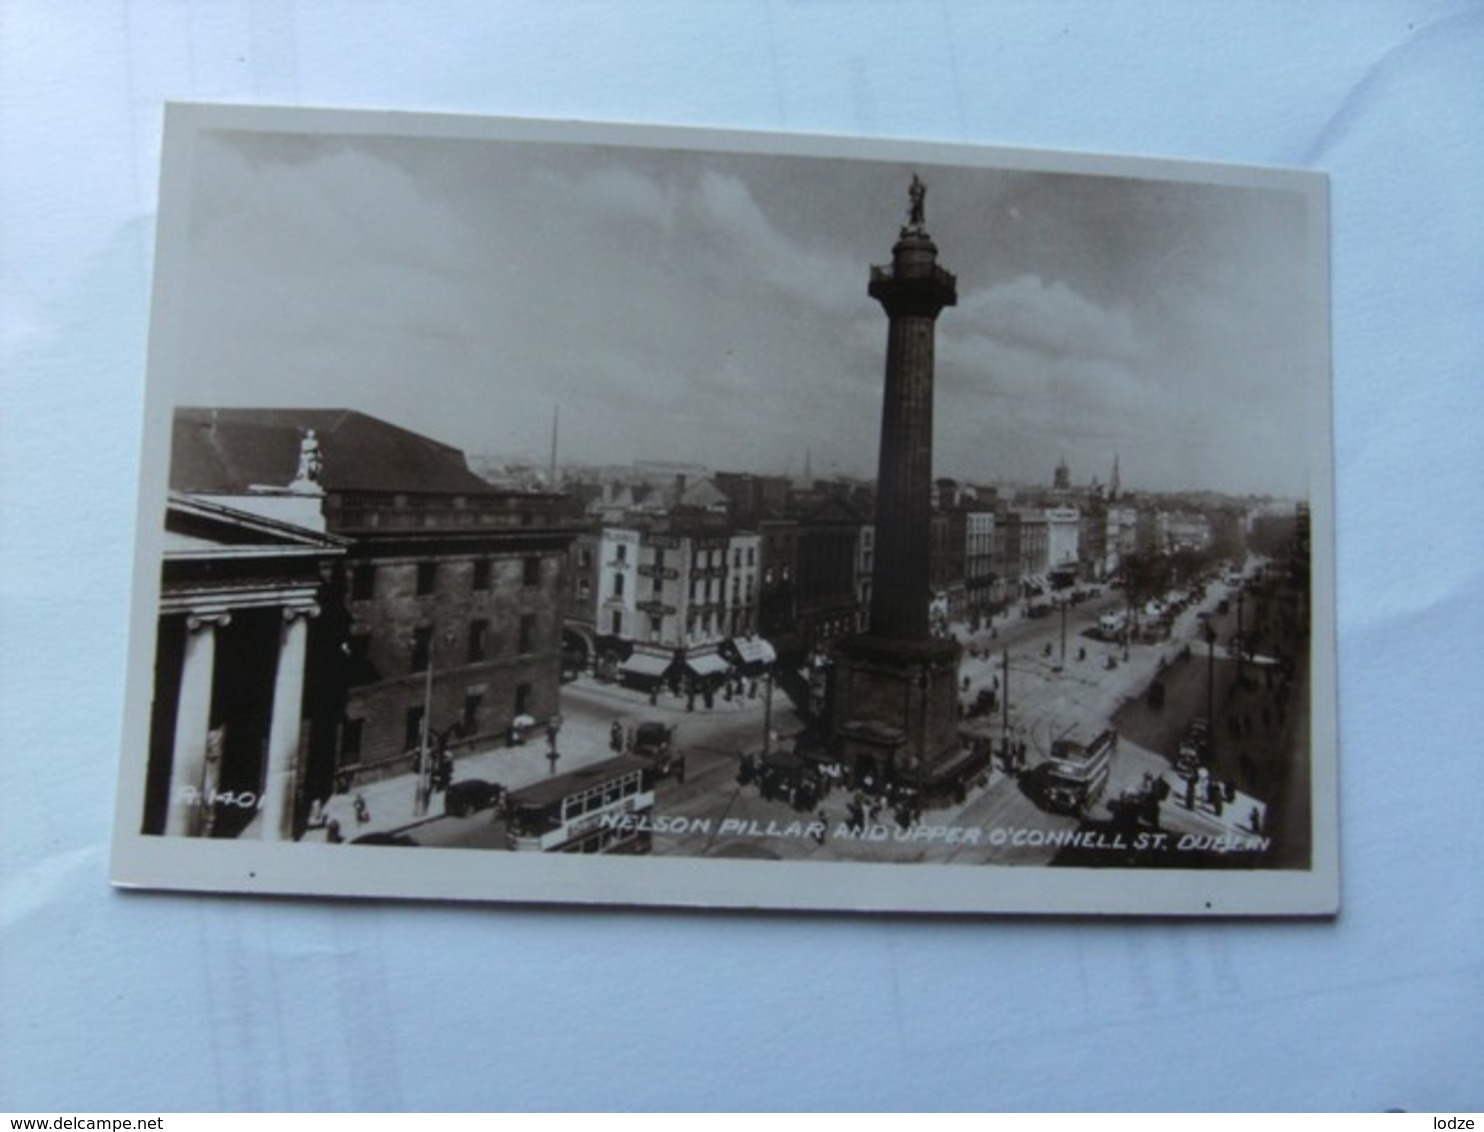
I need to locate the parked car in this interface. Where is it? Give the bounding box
[631,721,677,777]
[444,778,505,818]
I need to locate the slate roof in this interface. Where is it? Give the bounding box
[678,477,730,510]
[171,408,498,496]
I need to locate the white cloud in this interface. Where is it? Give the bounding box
[956,274,1143,365]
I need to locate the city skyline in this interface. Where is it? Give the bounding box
[171,122,1323,499]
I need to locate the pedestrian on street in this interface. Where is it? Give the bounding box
[353,793,370,825]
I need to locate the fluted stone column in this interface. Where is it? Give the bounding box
[832,181,965,794]
[166,612,228,837]
[260,603,315,841]
[866,227,957,639]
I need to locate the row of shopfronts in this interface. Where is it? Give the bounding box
[610,634,779,692]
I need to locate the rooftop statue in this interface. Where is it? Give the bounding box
[291,428,324,491]
[908,173,926,227]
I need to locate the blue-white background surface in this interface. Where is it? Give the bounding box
[1,1,1480,1112]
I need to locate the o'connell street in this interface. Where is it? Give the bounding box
[120,108,1333,910]
[376,551,1309,869]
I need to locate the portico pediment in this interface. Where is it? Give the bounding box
[164,493,347,561]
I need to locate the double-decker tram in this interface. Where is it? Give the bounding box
[504,754,655,854]
[1041,729,1118,816]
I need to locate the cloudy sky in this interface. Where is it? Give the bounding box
[171,119,1323,497]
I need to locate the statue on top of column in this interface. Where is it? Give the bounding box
[908,174,927,228]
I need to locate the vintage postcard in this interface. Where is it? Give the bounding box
[112,104,1336,915]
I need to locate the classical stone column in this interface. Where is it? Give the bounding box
[866,215,957,640]
[832,177,964,793]
[260,603,315,841]
[165,611,228,837]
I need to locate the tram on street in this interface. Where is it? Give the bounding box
[1040,729,1118,816]
[504,754,656,854]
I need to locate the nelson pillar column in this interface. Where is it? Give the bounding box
[832,174,964,796]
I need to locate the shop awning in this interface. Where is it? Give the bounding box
[619,652,671,678]
[684,652,730,678]
[728,637,777,667]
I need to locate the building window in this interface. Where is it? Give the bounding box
[654,549,666,571]
[613,573,625,597]
[610,610,622,636]
[467,620,487,663]
[416,561,437,596]
[351,566,376,602]
[616,544,627,563]
[747,547,755,566]
[649,615,662,642]
[579,548,593,570]
[411,626,432,672]
[473,559,491,591]
[652,575,662,596]
[340,718,363,760]
[518,614,537,655]
[578,577,591,598]
[514,682,532,717]
[341,634,375,689]
[523,557,541,587]
[463,693,483,735]
[404,706,425,752]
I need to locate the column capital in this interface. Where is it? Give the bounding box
[283,602,321,624]
[186,611,232,633]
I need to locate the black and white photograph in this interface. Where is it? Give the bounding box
[111,103,1336,915]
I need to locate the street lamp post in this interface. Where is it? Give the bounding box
[1058,596,1068,671]
[1235,588,1246,689]
[761,665,774,758]
[415,634,435,817]
[1203,617,1217,758]
[1001,648,1011,770]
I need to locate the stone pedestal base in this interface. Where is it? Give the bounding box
[831,634,965,796]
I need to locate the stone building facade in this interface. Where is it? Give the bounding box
[169,408,580,816]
